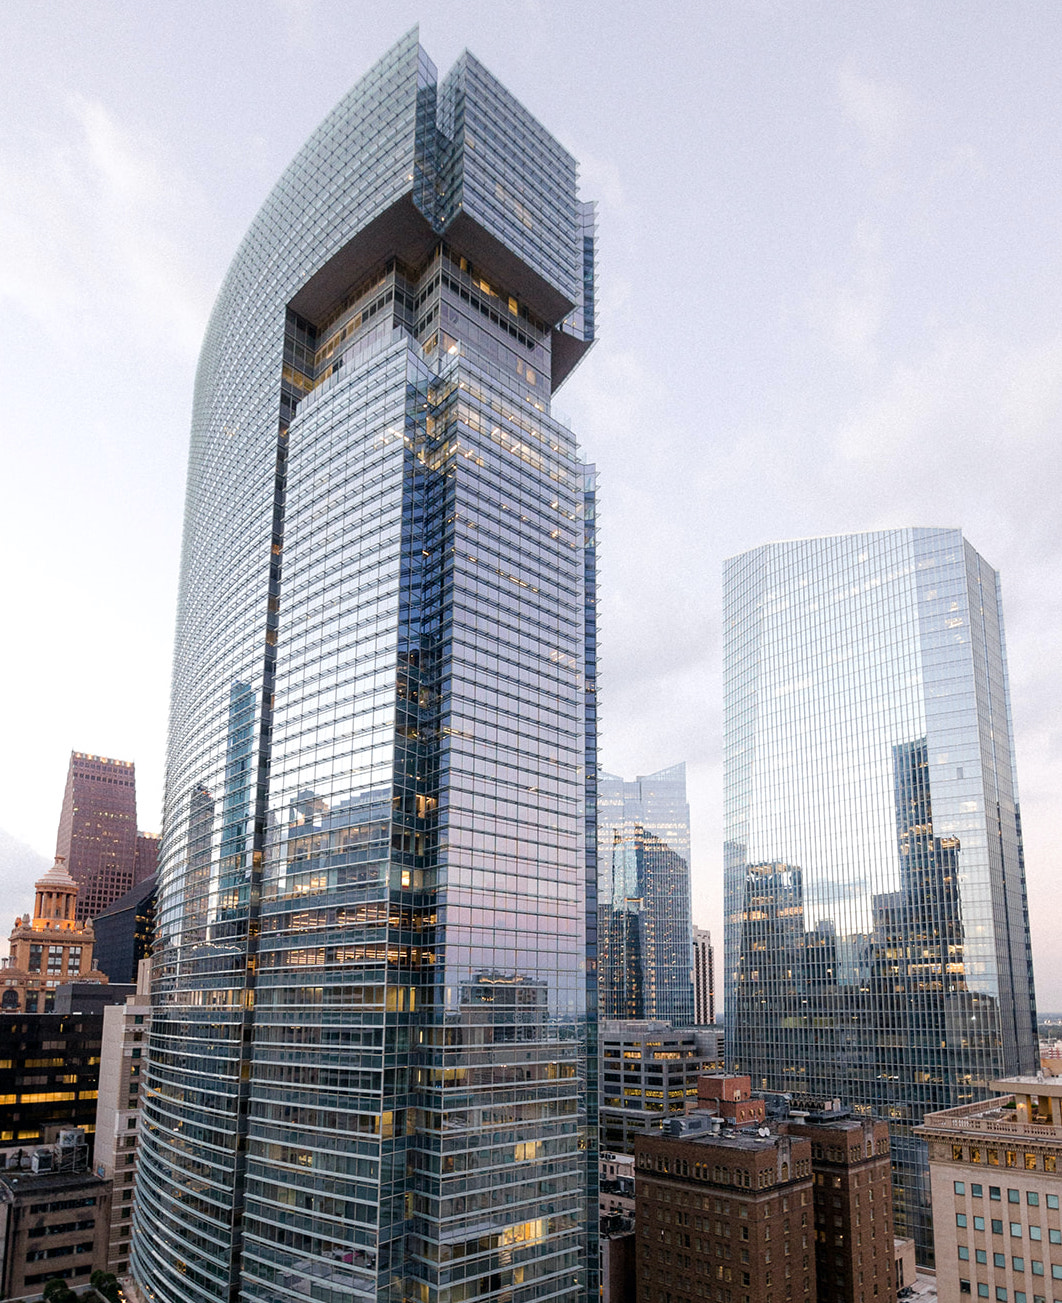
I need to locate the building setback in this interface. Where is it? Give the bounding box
[635,1129,816,1303]
[918,1075,1062,1303]
[131,28,598,1303]
[724,530,1039,1262]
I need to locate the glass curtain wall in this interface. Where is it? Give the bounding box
[132,30,597,1303]
[723,529,1038,1264]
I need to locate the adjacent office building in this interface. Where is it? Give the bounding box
[599,765,694,1023]
[132,30,598,1303]
[694,925,715,1025]
[724,529,1039,1263]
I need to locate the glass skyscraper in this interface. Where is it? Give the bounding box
[724,529,1038,1263]
[598,765,694,1024]
[132,31,597,1303]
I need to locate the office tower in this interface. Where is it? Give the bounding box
[599,765,694,1023]
[599,1021,712,1151]
[133,831,159,885]
[0,1009,106,1148]
[1,857,108,1012]
[92,875,156,985]
[634,1126,816,1303]
[918,1075,1062,1303]
[55,753,138,920]
[131,30,598,1303]
[693,925,715,1024]
[724,529,1039,1264]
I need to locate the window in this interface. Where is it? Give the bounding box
[960,1284,971,1296]
[979,1286,990,1298]
[998,1290,1008,1302]
[993,1221,1004,1235]
[1016,1294,1027,1303]
[1030,1228,1042,1242]
[1031,1262,1044,1276]
[1050,1266,1062,1281]
[1048,1231,1060,1246]
[958,1215,969,1228]
[992,1189,1003,1201]
[973,1186,984,1199]
[1047,1195,1059,1209]
[976,1218,987,1231]
[1012,1225,1024,1238]
[977,1251,988,1265]
[1015,1260,1026,1272]
[957,1182,967,1195]
[1011,1192,1022,1204]
[997,1255,1008,1268]
[959,1248,970,1261]
[1029,1194,1041,1207]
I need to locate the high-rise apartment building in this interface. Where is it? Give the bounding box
[599,765,694,1023]
[132,31,598,1303]
[55,753,138,920]
[694,925,715,1024]
[724,529,1039,1263]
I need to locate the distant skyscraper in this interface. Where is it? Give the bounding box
[133,831,159,885]
[599,765,694,1023]
[132,30,598,1303]
[724,529,1039,1263]
[692,926,714,1024]
[55,752,138,920]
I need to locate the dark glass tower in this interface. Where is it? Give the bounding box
[132,31,597,1303]
[723,529,1039,1264]
[598,765,694,1024]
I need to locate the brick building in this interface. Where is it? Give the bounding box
[783,1114,895,1303]
[635,1128,815,1303]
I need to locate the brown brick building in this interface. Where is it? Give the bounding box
[783,1116,894,1303]
[635,1129,815,1303]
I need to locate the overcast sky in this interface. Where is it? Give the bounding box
[3,0,1062,1006]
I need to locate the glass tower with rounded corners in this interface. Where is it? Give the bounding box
[131,30,598,1303]
[723,529,1038,1265]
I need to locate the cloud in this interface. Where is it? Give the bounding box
[838,64,913,169]
[0,93,213,360]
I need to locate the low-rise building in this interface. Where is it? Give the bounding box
[0,1131,112,1298]
[917,1076,1062,1303]
[601,1022,720,1152]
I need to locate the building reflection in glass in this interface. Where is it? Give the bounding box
[724,530,1038,1266]
[599,766,694,1024]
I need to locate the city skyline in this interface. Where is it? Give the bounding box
[724,528,1039,1264]
[6,3,1062,1004]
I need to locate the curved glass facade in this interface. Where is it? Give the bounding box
[132,30,597,1303]
[723,529,1039,1264]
